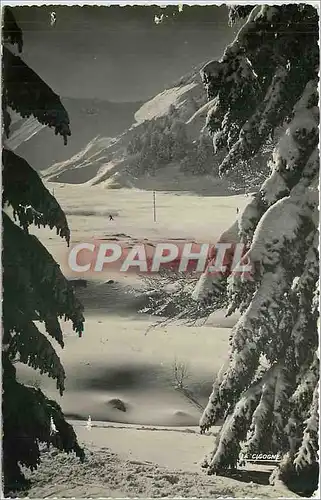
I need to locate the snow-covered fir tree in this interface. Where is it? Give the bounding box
[2,7,85,493]
[194,132,218,175]
[170,119,190,160]
[192,5,319,496]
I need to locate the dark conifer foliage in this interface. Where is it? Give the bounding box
[3,48,71,144]
[2,6,23,52]
[2,7,85,494]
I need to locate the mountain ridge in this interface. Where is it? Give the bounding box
[6,63,267,194]
[6,97,143,172]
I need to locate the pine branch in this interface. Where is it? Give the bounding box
[2,47,71,144]
[201,6,318,176]
[293,383,319,470]
[2,357,84,489]
[2,149,70,243]
[290,231,319,366]
[289,354,319,431]
[205,364,279,472]
[3,236,66,350]
[246,368,277,454]
[3,212,85,340]
[6,309,66,395]
[199,359,230,432]
[140,268,225,327]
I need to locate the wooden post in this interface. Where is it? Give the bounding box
[153,190,156,222]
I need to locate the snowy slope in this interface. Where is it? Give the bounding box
[40,69,209,188]
[5,97,141,172]
[134,82,198,124]
[8,63,225,192]
[42,136,118,184]
[5,116,45,150]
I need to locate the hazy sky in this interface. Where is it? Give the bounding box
[12,5,236,103]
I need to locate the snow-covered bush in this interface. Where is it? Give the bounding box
[140,268,226,327]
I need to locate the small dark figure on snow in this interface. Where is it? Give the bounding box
[109,214,114,221]
[236,207,239,214]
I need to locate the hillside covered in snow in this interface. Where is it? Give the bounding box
[6,64,269,194]
[6,97,141,172]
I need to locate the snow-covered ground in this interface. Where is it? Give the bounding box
[30,181,249,275]
[18,182,297,498]
[23,423,296,498]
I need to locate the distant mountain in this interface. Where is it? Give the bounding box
[7,63,268,194]
[40,66,219,189]
[5,97,142,172]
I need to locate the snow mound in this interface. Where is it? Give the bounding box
[134,83,198,124]
[106,398,129,412]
